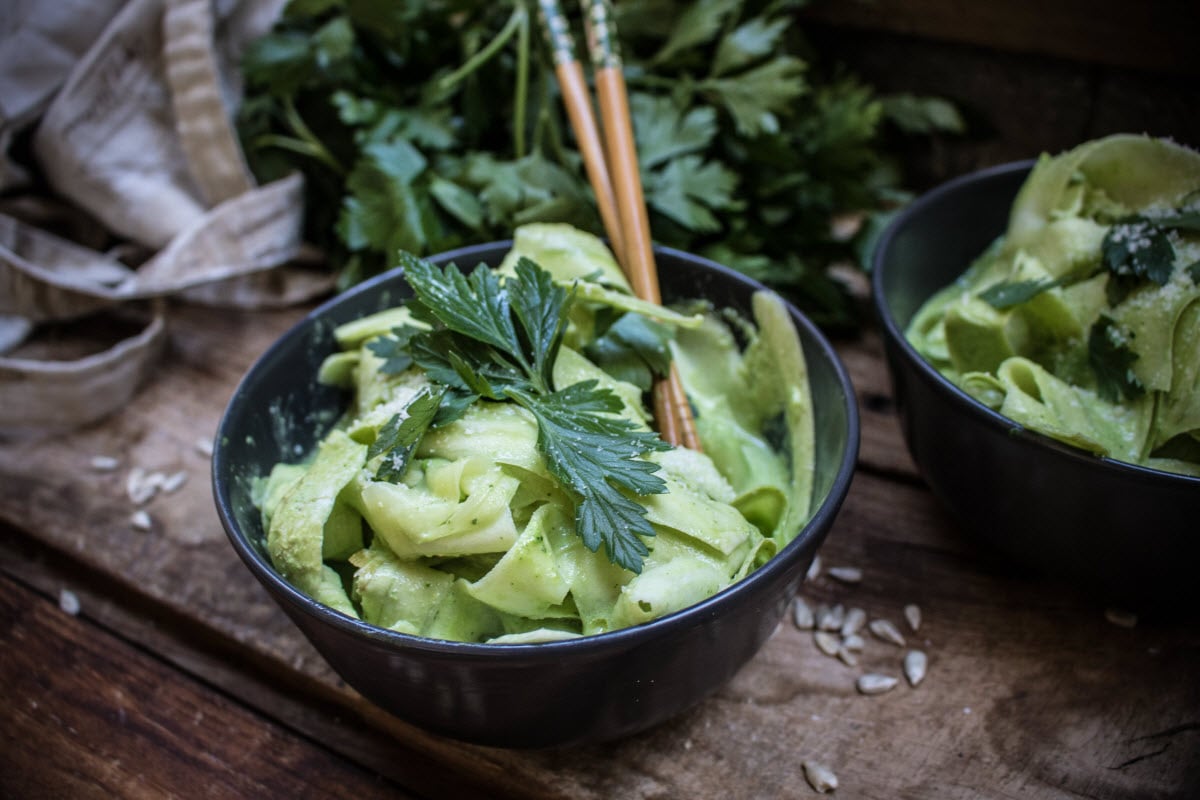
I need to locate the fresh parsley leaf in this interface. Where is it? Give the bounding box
[584,313,674,391]
[1101,216,1176,286]
[651,0,742,65]
[390,254,671,572]
[1156,210,1200,232]
[366,326,418,374]
[512,383,670,572]
[508,257,570,391]
[699,55,807,137]
[645,154,739,233]
[880,93,966,135]
[368,386,445,482]
[978,278,1060,310]
[400,253,524,364]
[1088,316,1145,403]
[631,93,718,169]
[712,15,789,77]
[1187,260,1200,284]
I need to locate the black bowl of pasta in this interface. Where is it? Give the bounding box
[214,225,858,747]
[872,135,1200,610]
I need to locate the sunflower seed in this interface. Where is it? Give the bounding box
[837,646,859,667]
[90,455,120,471]
[802,761,838,793]
[160,470,188,493]
[904,603,922,632]
[827,566,862,584]
[130,510,153,531]
[904,649,927,687]
[794,597,815,630]
[1104,608,1138,628]
[126,467,157,505]
[814,631,841,657]
[840,607,867,637]
[818,603,845,632]
[59,588,80,616]
[806,554,822,582]
[868,618,907,647]
[856,673,898,695]
[841,633,865,652]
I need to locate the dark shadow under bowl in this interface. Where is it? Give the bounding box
[214,244,859,747]
[872,161,1200,610]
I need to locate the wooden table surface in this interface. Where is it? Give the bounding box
[2,300,1198,799]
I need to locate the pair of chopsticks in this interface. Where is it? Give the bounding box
[537,0,702,451]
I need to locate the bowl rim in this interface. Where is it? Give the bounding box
[214,242,861,658]
[870,159,1200,488]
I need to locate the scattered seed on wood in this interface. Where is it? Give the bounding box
[802,761,838,793]
[904,650,927,687]
[160,470,188,493]
[59,589,80,616]
[126,467,157,505]
[130,510,153,531]
[90,455,120,471]
[856,673,899,695]
[1104,608,1138,628]
[837,646,859,667]
[904,603,922,632]
[794,597,815,630]
[868,618,907,647]
[806,555,822,582]
[818,604,845,632]
[841,633,865,652]
[840,607,866,638]
[814,631,841,657]
[827,566,862,584]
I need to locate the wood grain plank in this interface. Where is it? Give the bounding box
[801,0,1200,77]
[3,303,1199,798]
[0,573,409,800]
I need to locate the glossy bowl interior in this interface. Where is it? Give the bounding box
[872,161,1200,610]
[214,243,859,747]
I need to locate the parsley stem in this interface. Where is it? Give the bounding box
[273,96,345,176]
[514,5,531,159]
[437,5,527,95]
[252,135,344,176]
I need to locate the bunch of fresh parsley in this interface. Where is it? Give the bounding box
[238,0,960,329]
[364,253,671,572]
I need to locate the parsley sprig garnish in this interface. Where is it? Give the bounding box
[388,253,670,572]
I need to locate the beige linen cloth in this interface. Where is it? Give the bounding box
[0,0,329,435]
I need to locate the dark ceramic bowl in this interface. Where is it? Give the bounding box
[872,161,1200,610]
[214,243,859,747]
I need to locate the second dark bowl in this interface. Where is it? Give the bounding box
[872,161,1200,610]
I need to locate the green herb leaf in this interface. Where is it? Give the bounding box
[712,15,789,77]
[1101,216,1176,286]
[584,313,674,391]
[1186,260,1200,283]
[508,257,570,391]
[400,253,525,364]
[700,55,807,137]
[645,154,739,233]
[631,93,718,169]
[978,278,1060,310]
[513,383,670,572]
[1088,316,1145,403]
[365,326,418,374]
[368,385,445,482]
[392,254,670,571]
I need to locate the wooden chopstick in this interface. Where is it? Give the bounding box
[537,0,702,451]
[537,4,626,264]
